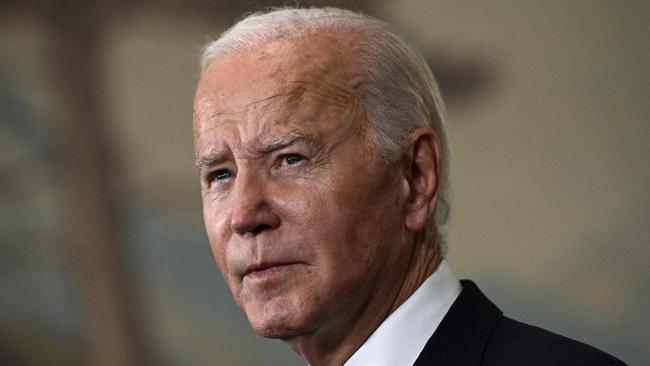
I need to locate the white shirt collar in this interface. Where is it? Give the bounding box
[343,259,462,366]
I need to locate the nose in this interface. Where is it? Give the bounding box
[229,169,280,236]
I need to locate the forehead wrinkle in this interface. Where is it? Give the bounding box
[194,99,253,143]
[195,86,304,140]
[195,33,369,164]
[294,78,363,110]
[291,33,365,100]
[194,98,231,138]
[242,77,362,128]
[244,81,308,108]
[196,34,366,130]
[193,96,222,124]
[195,119,238,141]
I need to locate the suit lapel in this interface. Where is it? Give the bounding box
[413,280,502,366]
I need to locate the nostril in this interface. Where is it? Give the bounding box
[231,211,281,235]
[251,224,272,235]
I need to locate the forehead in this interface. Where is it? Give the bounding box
[193,32,365,146]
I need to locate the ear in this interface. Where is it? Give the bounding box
[402,127,442,232]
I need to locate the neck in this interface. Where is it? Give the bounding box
[285,233,442,366]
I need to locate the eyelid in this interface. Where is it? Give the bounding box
[214,169,233,179]
[204,167,234,186]
[277,152,306,167]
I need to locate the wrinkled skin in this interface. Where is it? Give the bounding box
[193,32,441,365]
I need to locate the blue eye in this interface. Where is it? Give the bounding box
[213,169,232,181]
[283,154,304,165]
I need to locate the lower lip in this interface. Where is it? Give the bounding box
[245,264,297,281]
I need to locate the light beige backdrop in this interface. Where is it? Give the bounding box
[1,1,647,365]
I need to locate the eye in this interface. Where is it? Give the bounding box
[210,169,232,182]
[281,153,304,166]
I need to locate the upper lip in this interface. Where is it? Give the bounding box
[243,261,299,276]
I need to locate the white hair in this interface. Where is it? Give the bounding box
[199,7,452,254]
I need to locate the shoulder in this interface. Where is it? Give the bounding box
[484,316,626,365]
[415,280,626,366]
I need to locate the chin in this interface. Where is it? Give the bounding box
[252,320,306,340]
[245,298,313,340]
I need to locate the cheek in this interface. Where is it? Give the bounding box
[323,166,406,261]
[202,198,232,277]
[285,175,398,269]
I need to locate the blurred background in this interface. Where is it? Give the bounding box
[1,0,648,365]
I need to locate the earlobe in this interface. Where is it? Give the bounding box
[403,128,441,232]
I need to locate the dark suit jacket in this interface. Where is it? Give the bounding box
[414,280,625,365]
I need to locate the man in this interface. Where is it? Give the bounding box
[192,7,625,366]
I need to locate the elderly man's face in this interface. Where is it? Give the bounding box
[193,34,412,339]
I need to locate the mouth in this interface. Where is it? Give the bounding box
[243,262,301,280]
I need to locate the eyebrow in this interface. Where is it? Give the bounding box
[258,132,313,153]
[193,151,227,172]
[193,131,316,172]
